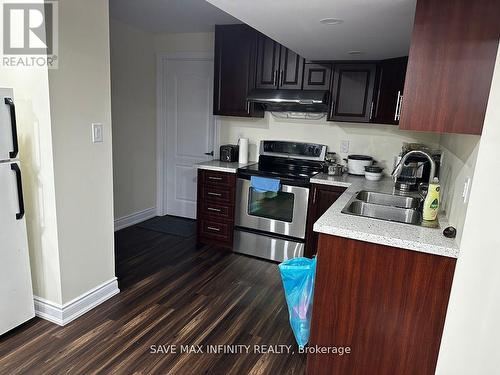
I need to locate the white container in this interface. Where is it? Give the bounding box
[345,155,374,175]
[364,171,383,181]
[238,138,249,164]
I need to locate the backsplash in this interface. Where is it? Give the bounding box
[439,133,481,243]
[217,112,441,171]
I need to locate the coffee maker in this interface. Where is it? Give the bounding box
[394,146,442,191]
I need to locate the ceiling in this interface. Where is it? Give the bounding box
[205,0,417,60]
[109,0,241,34]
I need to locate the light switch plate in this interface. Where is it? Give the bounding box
[92,123,103,143]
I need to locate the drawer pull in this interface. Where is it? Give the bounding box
[207,192,222,197]
[207,207,222,212]
[208,176,223,181]
[207,226,221,232]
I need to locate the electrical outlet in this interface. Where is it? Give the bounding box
[92,123,103,143]
[340,140,350,154]
[462,177,471,203]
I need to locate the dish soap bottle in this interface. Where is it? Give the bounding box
[423,177,440,221]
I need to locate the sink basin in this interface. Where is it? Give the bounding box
[342,200,422,225]
[355,190,421,209]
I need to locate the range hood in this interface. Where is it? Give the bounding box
[246,89,329,113]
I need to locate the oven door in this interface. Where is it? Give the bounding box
[235,177,309,239]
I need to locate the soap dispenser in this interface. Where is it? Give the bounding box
[423,177,440,221]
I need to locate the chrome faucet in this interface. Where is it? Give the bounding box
[391,150,437,185]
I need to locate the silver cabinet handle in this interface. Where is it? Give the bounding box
[208,176,222,181]
[394,90,402,121]
[246,100,250,114]
[207,192,222,197]
[207,226,220,232]
[397,94,403,121]
[273,70,277,86]
[280,70,284,86]
[369,101,374,121]
[207,207,222,212]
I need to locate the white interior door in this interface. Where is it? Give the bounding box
[0,161,34,335]
[164,57,214,219]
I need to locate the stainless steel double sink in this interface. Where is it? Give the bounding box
[342,190,423,225]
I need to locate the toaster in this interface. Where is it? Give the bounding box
[220,144,239,162]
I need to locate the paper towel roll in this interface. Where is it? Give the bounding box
[238,138,249,164]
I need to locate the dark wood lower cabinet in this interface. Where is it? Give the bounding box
[305,184,346,257]
[307,234,456,375]
[196,169,236,249]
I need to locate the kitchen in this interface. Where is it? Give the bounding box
[0,0,499,374]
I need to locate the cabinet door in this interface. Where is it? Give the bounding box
[304,184,346,258]
[277,46,304,89]
[213,25,263,117]
[372,57,407,125]
[303,63,332,91]
[255,34,281,89]
[328,63,376,123]
[399,0,499,134]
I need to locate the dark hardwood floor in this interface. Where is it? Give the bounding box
[0,221,305,374]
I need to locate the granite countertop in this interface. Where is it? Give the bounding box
[195,160,256,173]
[310,173,460,258]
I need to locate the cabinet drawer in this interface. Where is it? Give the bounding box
[200,170,235,188]
[201,186,234,205]
[199,201,234,220]
[199,219,232,242]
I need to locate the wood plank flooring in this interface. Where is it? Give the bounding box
[0,221,305,374]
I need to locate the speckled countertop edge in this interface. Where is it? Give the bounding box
[195,160,257,173]
[311,173,460,258]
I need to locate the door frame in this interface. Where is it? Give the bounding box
[156,52,219,216]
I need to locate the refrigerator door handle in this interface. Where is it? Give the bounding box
[4,98,19,159]
[10,163,25,220]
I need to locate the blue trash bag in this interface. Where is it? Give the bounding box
[278,257,317,347]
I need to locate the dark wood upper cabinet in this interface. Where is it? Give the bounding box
[255,34,281,89]
[399,0,500,134]
[303,63,332,91]
[213,25,263,118]
[256,34,305,90]
[328,63,376,123]
[372,57,407,125]
[304,184,346,258]
[278,45,304,89]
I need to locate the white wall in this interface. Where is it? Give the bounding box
[0,0,63,304]
[436,43,500,374]
[110,19,156,220]
[48,0,116,304]
[155,32,214,54]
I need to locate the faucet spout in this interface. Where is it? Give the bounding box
[392,150,437,185]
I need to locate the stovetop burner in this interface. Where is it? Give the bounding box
[237,141,327,185]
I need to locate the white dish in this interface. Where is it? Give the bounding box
[365,171,383,181]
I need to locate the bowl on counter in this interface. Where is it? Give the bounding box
[364,166,384,181]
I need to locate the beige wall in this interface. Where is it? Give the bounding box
[48,0,115,303]
[0,53,63,303]
[155,32,214,54]
[110,19,156,220]
[436,43,500,375]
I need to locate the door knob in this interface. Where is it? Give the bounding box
[204,151,214,156]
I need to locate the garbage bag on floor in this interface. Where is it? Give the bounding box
[278,257,317,347]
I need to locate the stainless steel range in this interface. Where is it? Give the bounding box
[234,140,327,262]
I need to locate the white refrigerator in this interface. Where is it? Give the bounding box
[0,87,35,336]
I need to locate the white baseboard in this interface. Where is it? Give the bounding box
[34,278,120,326]
[114,207,157,231]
